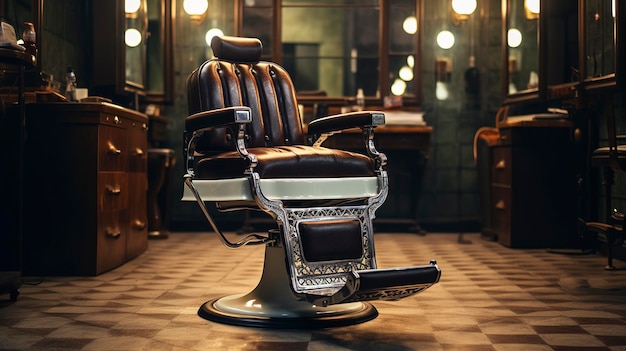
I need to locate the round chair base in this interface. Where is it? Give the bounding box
[198,295,378,329]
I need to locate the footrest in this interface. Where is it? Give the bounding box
[303,261,441,306]
[345,261,441,303]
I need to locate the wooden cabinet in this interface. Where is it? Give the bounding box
[22,102,148,276]
[323,125,432,232]
[490,121,580,248]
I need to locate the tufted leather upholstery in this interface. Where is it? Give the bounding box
[186,36,374,180]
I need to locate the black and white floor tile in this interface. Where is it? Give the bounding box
[2,232,626,350]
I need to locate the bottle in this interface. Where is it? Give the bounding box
[65,66,77,102]
[22,22,37,63]
[356,88,365,111]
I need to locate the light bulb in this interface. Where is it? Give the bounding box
[525,0,540,15]
[452,0,476,16]
[391,79,407,96]
[402,16,418,35]
[125,28,142,47]
[399,66,414,81]
[436,30,455,49]
[436,81,449,100]
[507,28,522,48]
[206,28,225,47]
[125,0,141,14]
[407,55,415,68]
[183,0,208,16]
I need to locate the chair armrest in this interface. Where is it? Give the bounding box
[306,111,385,135]
[184,106,256,176]
[185,106,252,132]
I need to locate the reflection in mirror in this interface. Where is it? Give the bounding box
[389,0,418,98]
[282,4,379,97]
[125,0,147,91]
[145,0,173,103]
[506,0,539,95]
[585,0,615,80]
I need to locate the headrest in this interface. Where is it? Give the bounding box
[211,36,262,63]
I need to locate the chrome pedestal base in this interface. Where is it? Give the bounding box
[197,245,378,328]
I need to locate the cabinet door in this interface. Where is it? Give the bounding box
[126,120,148,259]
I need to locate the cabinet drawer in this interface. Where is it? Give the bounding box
[128,123,148,172]
[97,210,128,273]
[491,147,512,186]
[491,185,511,238]
[99,125,128,171]
[99,172,128,211]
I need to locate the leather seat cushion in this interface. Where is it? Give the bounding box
[195,145,376,179]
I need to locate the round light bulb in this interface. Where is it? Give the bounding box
[507,28,522,48]
[183,0,208,16]
[125,28,142,47]
[525,0,540,15]
[436,30,455,49]
[407,55,415,68]
[391,79,407,96]
[399,66,414,81]
[402,16,418,35]
[436,81,449,100]
[452,0,477,16]
[206,28,225,47]
[125,0,141,14]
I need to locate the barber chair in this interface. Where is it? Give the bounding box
[181,36,441,328]
[584,97,626,270]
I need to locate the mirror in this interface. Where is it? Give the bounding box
[281,2,380,97]
[144,0,173,103]
[584,0,616,86]
[504,0,540,97]
[92,0,174,105]
[125,0,147,92]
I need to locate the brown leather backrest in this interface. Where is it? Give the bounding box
[187,36,305,152]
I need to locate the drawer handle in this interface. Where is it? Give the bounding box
[495,160,506,169]
[106,185,121,195]
[495,200,506,210]
[106,228,121,239]
[107,141,121,155]
[135,148,145,157]
[133,219,146,230]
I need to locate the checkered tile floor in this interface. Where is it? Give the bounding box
[2,232,626,350]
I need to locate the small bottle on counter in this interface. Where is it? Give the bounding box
[65,66,77,102]
[356,88,365,111]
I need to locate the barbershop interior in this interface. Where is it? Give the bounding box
[1,0,626,349]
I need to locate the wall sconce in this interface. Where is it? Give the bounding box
[525,0,540,20]
[184,0,208,21]
[451,0,476,25]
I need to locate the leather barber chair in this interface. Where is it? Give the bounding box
[182,36,441,328]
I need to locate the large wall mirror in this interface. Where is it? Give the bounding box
[240,0,421,104]
[503,0,540,100]
[581,0,623,90]
[93,0,174,105]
